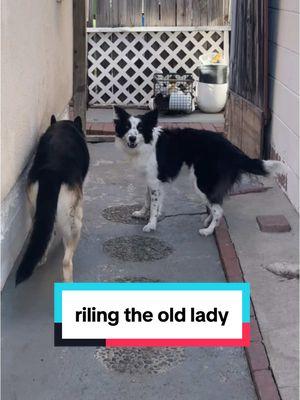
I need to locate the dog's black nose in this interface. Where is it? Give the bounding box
[129,136,136,143]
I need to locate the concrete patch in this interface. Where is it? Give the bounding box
[264,262,299,280]
[113,276,161,283]
[100,275,162,283]
[94,347,186,375]
[102,204,146,225]
[103,235,173,262]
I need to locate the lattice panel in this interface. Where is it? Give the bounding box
[87,29,226,106]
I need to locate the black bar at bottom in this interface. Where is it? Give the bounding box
[54,323,106,347]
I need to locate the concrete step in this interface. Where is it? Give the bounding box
[86,121,224,137]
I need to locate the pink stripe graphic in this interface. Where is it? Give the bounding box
[106,323,250,347]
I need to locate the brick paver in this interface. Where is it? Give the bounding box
[256,215,291,233]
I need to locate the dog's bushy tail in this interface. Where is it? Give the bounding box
[237,153,287,177]
[262,160,288,176]
[15,171,61,286]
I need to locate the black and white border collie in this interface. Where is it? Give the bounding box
[114,106,286,236]
[16,116,90,285]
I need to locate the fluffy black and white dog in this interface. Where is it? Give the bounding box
[114,106,286,236]
[16,115,90,285]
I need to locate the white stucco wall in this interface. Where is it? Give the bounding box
[1,0,73,200]
[1,0,73,287]
[268,0,299,210]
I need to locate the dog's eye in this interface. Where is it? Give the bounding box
[137,124,142,132]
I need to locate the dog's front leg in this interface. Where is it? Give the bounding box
[142,185,162,232]
[132,186,150,218]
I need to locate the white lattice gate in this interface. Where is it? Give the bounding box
[87,26,230,107]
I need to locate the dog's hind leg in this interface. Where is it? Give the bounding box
[192,173,213,228]
[62,203,82,282]
[193,164,226,236]
[199,203,223,236]
[203,207,213,228]
[132,186,150,218]
[62,229,81,282]
[57,185,83,282]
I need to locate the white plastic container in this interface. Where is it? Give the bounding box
[197,82,228,113]
[196,58,228,113]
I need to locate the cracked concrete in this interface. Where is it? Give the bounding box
[103,235,173,261]
[94,347,186,375]
[1,143,257,400]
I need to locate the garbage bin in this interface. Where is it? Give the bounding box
[196,63,228,113]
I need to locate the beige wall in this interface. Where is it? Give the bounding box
[268,0,299,210]
[1,0,73,201]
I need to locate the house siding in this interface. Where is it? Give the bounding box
[268,2,299,210]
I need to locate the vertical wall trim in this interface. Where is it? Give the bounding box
[73,0,87,132]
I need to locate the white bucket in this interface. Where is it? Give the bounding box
[196,82,228,113]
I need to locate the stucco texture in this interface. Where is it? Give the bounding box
[268,2,299,211]
[1,0,73,201]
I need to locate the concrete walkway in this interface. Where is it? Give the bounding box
[224,179,299,400]
[2,143,256,400]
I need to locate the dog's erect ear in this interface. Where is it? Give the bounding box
[74,116,83,131]
[113,106,130,122]
[142,109,159,127]
[50,115,56,125]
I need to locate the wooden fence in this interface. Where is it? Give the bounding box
[89,0,231,27]
[229,0,265,110]
[225,0,268,158]
[87,26,229,106]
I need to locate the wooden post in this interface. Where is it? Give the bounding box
[223,30,229,65]
[73,0,87,133]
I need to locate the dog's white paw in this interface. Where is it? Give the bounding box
[132,210,146,218]
[199,227,214,237]
[37,256,47,267]
[203,214,213,228]
[143,223,156,232]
